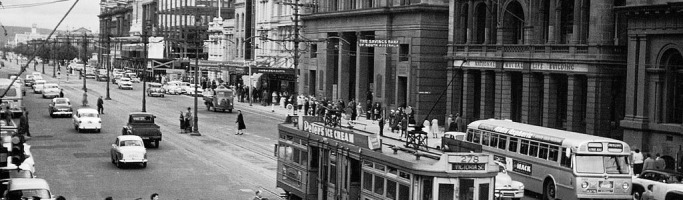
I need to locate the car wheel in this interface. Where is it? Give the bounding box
[111,155,115,164]
[141,162,147,168]
[115,158,121,168]
[50,113,54,118]
[76,127,81,133]
[154,140,159,148]
[96,129,101,133]
[632,187,644,200]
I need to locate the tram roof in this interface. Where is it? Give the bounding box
[468,119,627,148]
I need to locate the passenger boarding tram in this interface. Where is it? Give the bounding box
[276,116,500,200]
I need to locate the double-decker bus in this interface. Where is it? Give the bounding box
[0,78,23,117]
[461,119,631,200]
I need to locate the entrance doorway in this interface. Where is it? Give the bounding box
[398,76,407,106]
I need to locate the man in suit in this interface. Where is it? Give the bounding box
[642,153,656,173]
[655,153,666,170]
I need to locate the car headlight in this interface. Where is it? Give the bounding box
[622,182,629,190]
[581,182,589,188]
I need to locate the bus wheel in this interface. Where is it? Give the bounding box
[543,180,556,200]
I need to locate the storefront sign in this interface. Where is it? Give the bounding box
[512,160,532,175]
[358,39,400,47]
[463,61,496,68]
[530,63,589,72]
[503,62,524,69]
[301,119,381,150]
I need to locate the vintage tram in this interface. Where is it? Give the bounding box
[276,116,501,200]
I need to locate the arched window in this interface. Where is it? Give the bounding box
[559,0,574,44]
[474,3,487,44]
[459,3,469,44]
[661,49,683,124]
[502,1,524,44]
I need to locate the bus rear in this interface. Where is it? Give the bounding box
[0,79,23,117]
[573,141,632,199]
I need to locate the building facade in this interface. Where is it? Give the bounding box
[446,0,628,138]
[300,0,450,121]
[619,1,683,169]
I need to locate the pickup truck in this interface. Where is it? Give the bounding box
[121,112,161,148]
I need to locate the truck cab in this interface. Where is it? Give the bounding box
[122,113,162,148]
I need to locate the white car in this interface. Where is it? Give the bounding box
[632,169,683,200]
[118,77,133,90]
[72,108,101,133]
[162,81,184,95]
[41,83,60,98]
[32,79,46,93]
[125,73,141,83]
[185,84,204,97]
[494,161,525,199]
[110,135,147,168]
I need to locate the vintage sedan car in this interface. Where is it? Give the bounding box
[494,161,525,199]
[162,81,183,95]
[110,135,147,168]
[3,178,53,200]
[125,73,141,83]
[48,98,72,117]
[24,75,35,86]
[84,73,97,79]
[31,79,46,93]
[185,84,204,97]
[146,83,165,97]
[632,169,683,200]
[41,84,60,99]
[96,74,109,82]
[118,77,133,90]
[72,108,101,133]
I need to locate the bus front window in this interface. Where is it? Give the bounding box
[575,155,630,174]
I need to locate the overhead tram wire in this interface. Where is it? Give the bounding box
[0,0,80,98]
[0,0,69,9]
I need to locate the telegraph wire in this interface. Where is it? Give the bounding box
[1,0,80,98]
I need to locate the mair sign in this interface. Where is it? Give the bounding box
[358,39,399,48]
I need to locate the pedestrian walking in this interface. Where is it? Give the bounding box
[82,92,88,107]
[59,89,64,98]
[431,118,439,138]
[655,153,666,170]
[378,115,385,137]
[455,113,465,132]
[643,153,655,172]
[633,149,644,175]
[185,107,192,133]
[236,110,246,135]
[150,193,159,200]
[445,114,453,133]
[97,96,104,114]
[18,108,29,137]
[179,111,185,132]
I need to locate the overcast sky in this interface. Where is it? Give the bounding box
[0,0,99,32]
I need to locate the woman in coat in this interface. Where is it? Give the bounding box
[236,110,246,135]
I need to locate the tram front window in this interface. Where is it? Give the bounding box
[575,155,630,174]
[459,179,474,200]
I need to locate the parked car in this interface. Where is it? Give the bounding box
[494,161,525,199]
[24,75,35,86]
[118,78,133,90]
[125,73,140,83]
[68,61,85,71]
[2,178,54,200]
[632,169,683,200]
[162,81,183,95]
[84,73,97,79]
[96,74,109,82]
[146,83,165,97]
[111,74,123,84]
[122,112,161,148]
[32,80,46,93]
[72,108,101,133]
[110,135,148,168]
[185,84,204,97]
[48,98,72,117]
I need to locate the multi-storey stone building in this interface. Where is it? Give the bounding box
[300,0,450,121]
[619,1,683,168]
[446,0,628,138]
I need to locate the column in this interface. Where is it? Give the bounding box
[635,35,650,121]
[356,32,369,104]
[542,73,558,128]
[623,37,638,121]
[587,0,614,45]
[338,33,351,101]
[481,70,495,119]
[521,72,542,125]
[495,71,511,119]
[484,0,492,44]
[446,68,464,115]
[462,70,476,122]
[466,0,474,44]
[566,75,586,133]
[585,75,613,137]
[571,0,582,44]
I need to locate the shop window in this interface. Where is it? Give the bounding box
[498,135,507,150]
[363,172,373,191]
[398,184,410,200]
[519,139,530,155]
[386,180,397,200]
[310,44,317,58]
[529,141,539,157]
[399,44,409,62]
[661,49,683,124]
[508,138,518,152]
[539,143,549,160]
[374,176,385,195]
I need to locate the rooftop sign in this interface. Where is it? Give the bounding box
[301,117,381,150]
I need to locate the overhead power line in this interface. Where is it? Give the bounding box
[0,0,69,9]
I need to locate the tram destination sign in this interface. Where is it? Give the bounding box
[447,153,492,172]
[452,163,486,171]
[358,39,400,48]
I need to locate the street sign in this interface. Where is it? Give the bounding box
[358,39,399,47]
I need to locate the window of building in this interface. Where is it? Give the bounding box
[501,1,525,44]
[399,44,409,62]
[661,49,683,124]
[310,44,317,58]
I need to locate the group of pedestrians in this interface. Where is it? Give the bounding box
[632,149,668,175]
[179,108,247,135]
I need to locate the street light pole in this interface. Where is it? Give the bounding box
[82,33,88,92]
[105,35,111,100]
[142,32,148,112]
[192,6,203,135]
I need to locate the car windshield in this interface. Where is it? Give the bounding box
[55,99,68,104]
[80,113,97,118]
[575,155,630,174]
[120,140,143,147]
[7,189,50,200]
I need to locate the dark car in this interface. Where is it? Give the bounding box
[96,74,109,82]
[122,112,162,148]
[48,98,73,117]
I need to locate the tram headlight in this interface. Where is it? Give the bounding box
[622,182,629,190]
[581,182,589,189]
